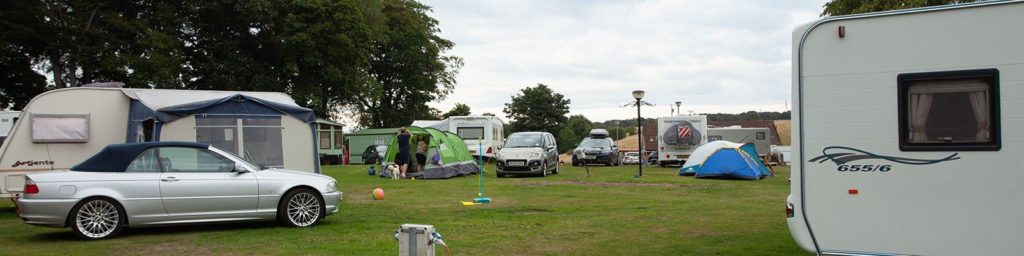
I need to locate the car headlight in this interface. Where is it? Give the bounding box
[325,181,338,193]
[495,152,504,159]
[530,152,543,158]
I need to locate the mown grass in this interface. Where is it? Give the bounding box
[0,164,808,255]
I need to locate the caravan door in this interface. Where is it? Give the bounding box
[157,147,259,217]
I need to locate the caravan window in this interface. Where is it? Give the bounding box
[319,131,331,149]
[334,131,343,149]
[30,113,90,143]
[458,127,485,140]
[898,69,999,151]
[756,132,766,141]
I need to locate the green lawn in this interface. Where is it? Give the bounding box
[0,164,808,255]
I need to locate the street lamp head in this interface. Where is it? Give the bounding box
[632,90,645,100]
[675,101,681,108]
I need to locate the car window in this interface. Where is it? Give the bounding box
[505,134,543,148]
[126,148,161,172]
[579,138,612,148]
[159,147,234,173]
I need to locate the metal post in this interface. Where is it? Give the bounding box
[636,99,643,177]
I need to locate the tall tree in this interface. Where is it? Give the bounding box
[442,103,471,118]
[821,0,976,16]
[503,84,570,135]
[0,0,48,109]
[354,0,463,128]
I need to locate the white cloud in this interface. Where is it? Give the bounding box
[422,0,826,121]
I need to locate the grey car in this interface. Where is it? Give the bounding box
[495,132,559,177]
[18,141,342,239]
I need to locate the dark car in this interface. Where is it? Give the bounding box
[571,129,620,166]
[362,144,387,164]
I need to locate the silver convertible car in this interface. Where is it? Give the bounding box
[18,142,342,239]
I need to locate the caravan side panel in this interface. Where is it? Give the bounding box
[792,2,1024,255]
[0,89,129,197]
[161,115,316,172]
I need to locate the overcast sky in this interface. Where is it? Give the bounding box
[419,0,828,122]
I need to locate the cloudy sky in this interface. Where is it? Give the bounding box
[419,0,828,122]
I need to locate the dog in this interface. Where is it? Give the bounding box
[386,164,401,180]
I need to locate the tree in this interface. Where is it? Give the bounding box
[442,103,471,118]
[559,114,593,149]
[821,0,976,16]
[503,84,570,135]
[354,0,463,128]
[557,127,577,153]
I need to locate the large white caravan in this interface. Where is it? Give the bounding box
[788,2,1024,255]
[656,115,708,167]
[412,116,504,159]
[0,111,20,146]
[0,87,319,198]
[707,127,771,156]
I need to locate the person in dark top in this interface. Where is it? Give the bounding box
[396,127,412,178]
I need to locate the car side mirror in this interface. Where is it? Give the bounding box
[497,145,502,150]
[233,163,250,173]
[547,145,555,150]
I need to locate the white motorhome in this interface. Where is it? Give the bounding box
[656,115,708,167]
[411,116,504,159]
[707,126,771,156]
[788,2,1024,255]
[0,87,320,199]
[0,111,20,146]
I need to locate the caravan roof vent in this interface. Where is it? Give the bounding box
[589,129,609,138]
[81,82,125,88]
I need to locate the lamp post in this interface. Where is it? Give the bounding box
[675,101,682,115]
[632,90,645,178]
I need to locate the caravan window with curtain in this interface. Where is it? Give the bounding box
[899,69,999,151]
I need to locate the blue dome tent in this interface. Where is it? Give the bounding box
[679,141,773,180]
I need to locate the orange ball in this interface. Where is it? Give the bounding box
[372,188,385,200]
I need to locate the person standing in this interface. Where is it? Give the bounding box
[396,127,412,178]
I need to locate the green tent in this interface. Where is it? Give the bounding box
[380,127,480,179]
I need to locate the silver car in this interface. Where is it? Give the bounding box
[18,142,342,239]
[495,132,559,177]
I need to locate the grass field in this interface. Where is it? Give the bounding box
[0,164,808,255]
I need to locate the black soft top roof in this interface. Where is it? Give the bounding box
[72,142,209,172]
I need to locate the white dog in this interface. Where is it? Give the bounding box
[386,164,400,180]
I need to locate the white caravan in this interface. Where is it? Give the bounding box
[449,116,504,159]
[0,87,319,199]
[788,1,1024,255]
[656,115,708,167]
[0,111,20,146]
[707,127,771,156]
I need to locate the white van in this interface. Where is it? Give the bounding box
[788,2,1024,255]
[707,126,771,156]
[448,116,504,159]
[656,115,708,167]
[0,111,20,146]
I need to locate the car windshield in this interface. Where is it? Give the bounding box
[579,138,612,148]
[208,146,262,171]
[625,152,639,157]
[505,134,544,148]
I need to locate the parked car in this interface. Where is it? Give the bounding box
[621,152,641,165]
[571,129,620,166]
[362,144,387,164]
[495,132,558,178]
[18,141,342,240]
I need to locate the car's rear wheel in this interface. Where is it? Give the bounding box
[279,188,324,227]
[70,198,125,240]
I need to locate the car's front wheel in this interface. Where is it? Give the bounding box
[279,188,325,227]
[70,198,126,240]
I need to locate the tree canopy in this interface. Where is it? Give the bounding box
[442,103,471,118]
[821,0,976,16]
[503,84,570,136]
[0,0,460,128]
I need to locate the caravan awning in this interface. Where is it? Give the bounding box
[121,89,315,123]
